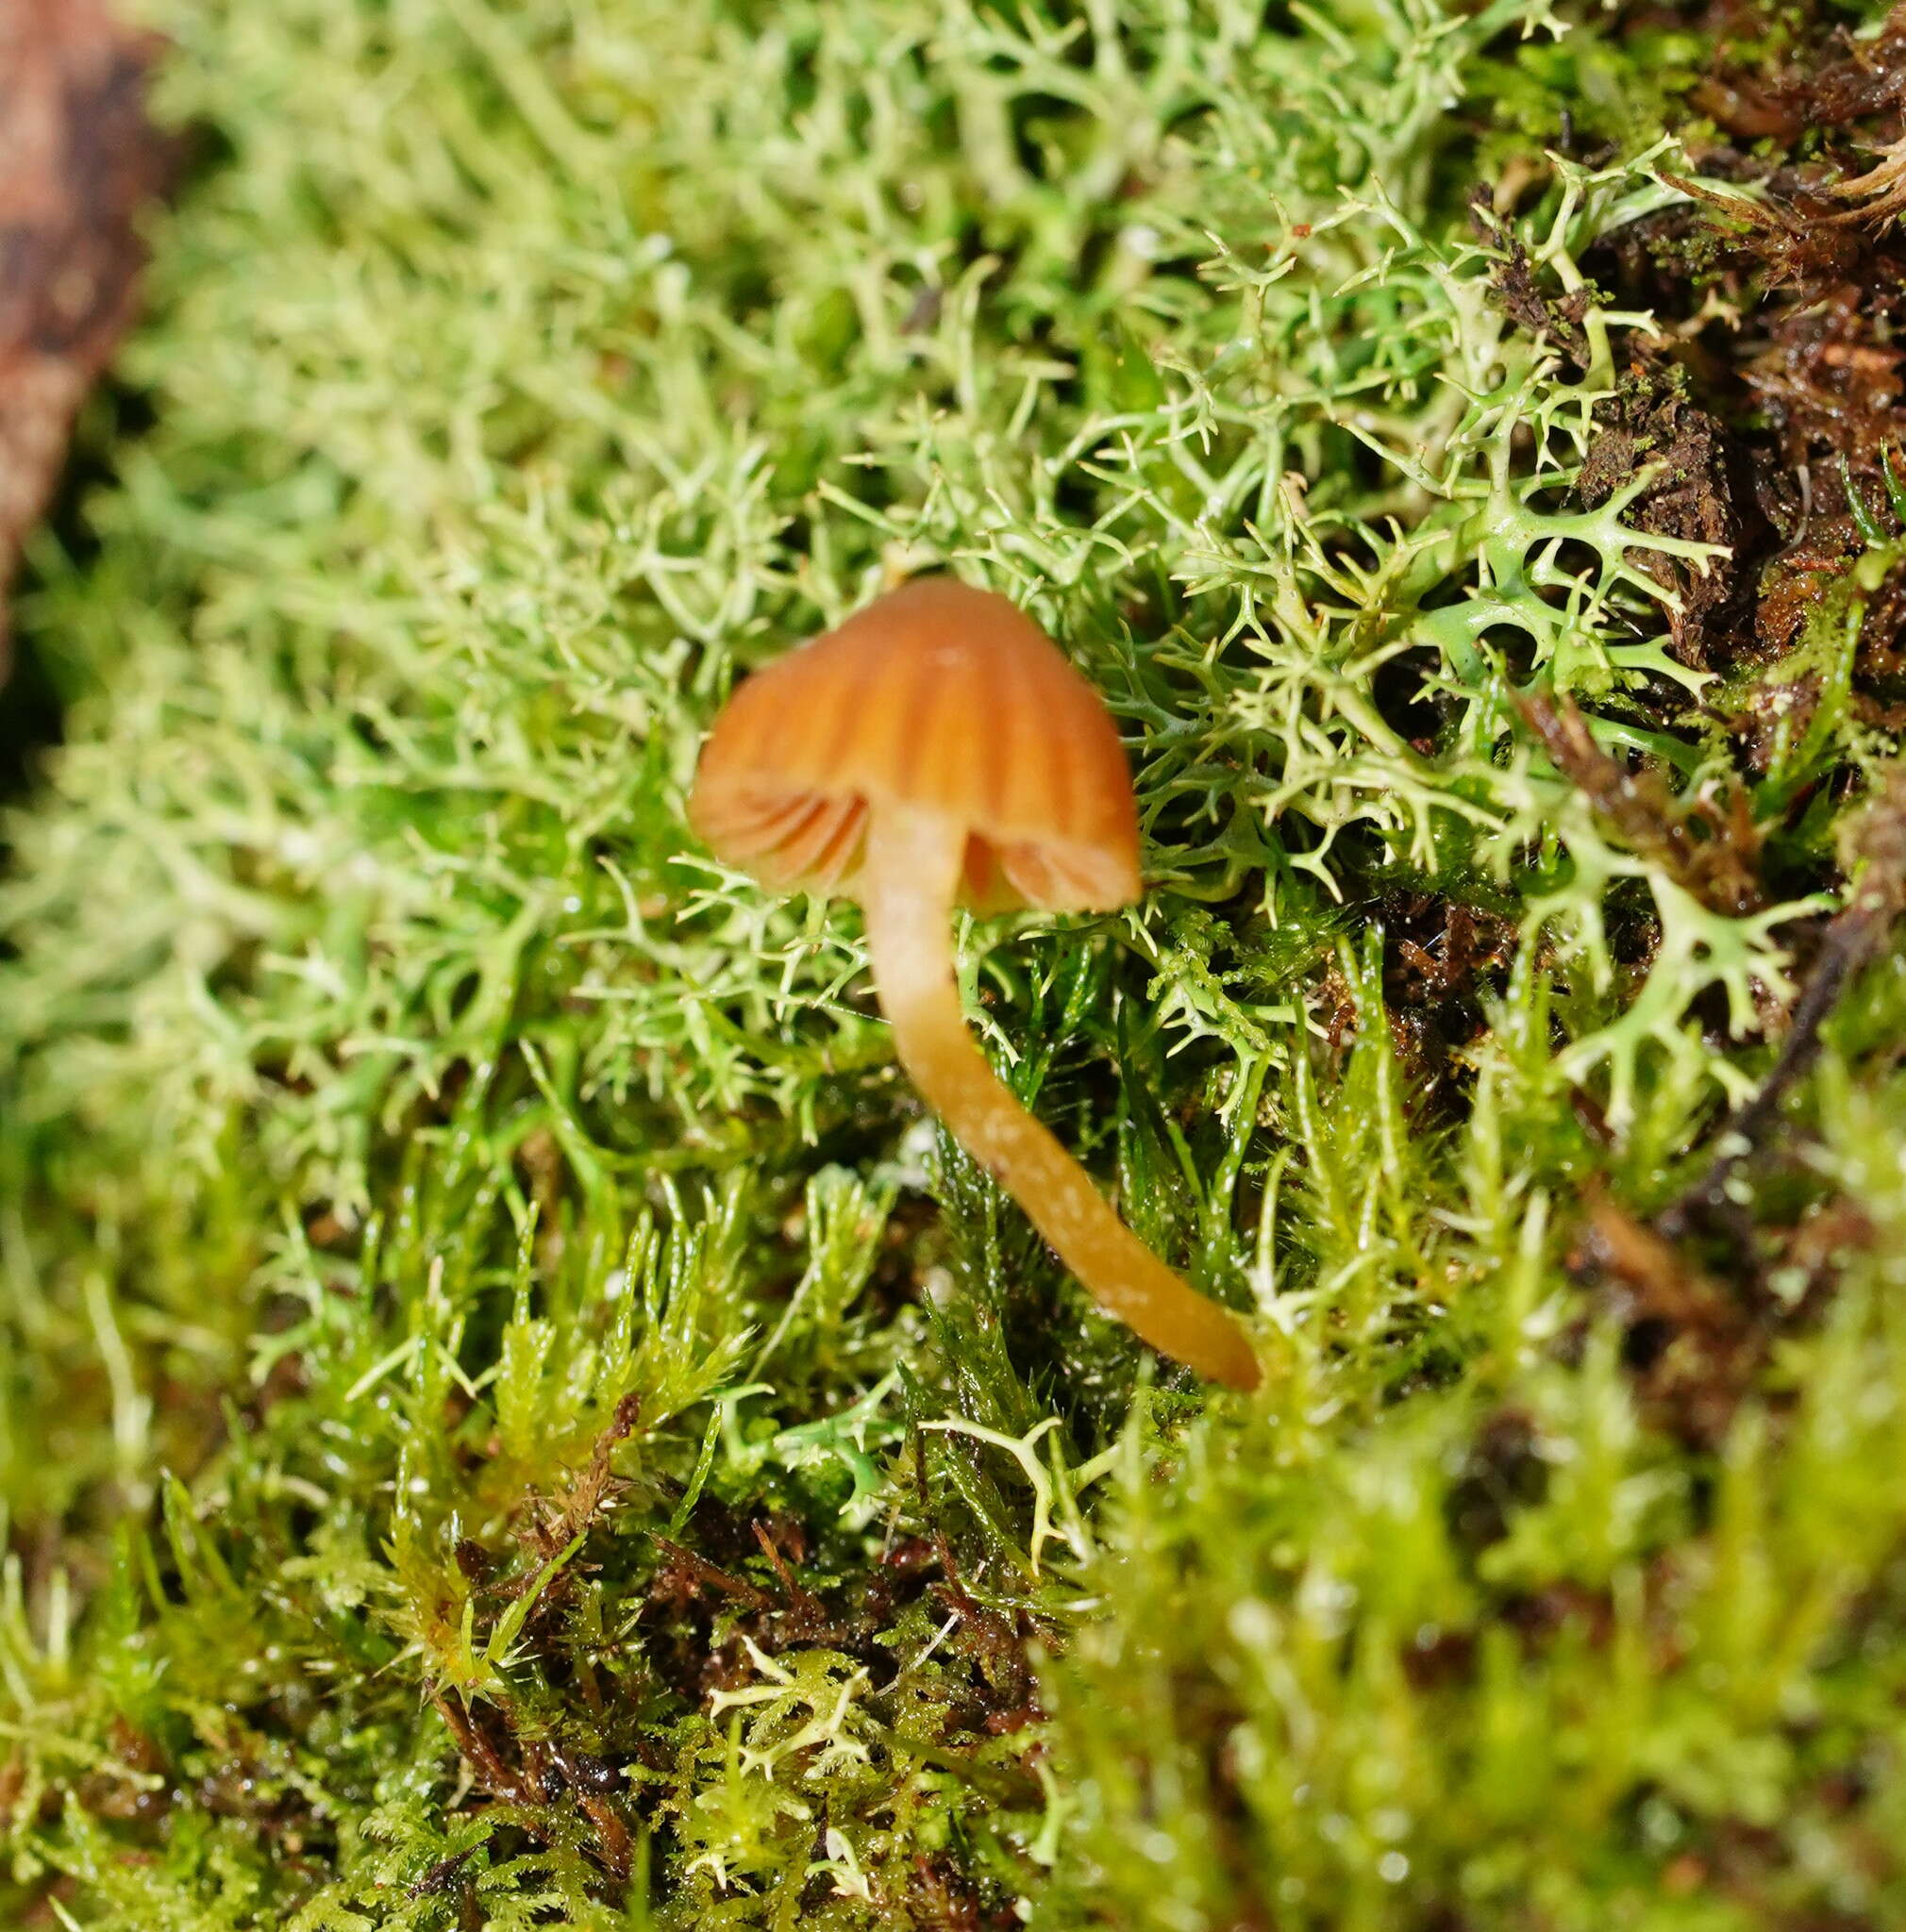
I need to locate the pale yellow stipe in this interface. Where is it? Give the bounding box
[860,800,1262,1391]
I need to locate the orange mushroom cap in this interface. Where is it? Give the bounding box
[689,577,1142,915]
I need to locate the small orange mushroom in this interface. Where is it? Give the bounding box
[690,576,1261,1390]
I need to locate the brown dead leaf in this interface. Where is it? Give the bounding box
[0,0,175,677]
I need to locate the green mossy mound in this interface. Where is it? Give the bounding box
[6,2,1906,1926]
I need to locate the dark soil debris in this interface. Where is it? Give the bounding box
[1382,893,1519,1098]
[1525,7,1906,707]
[1575,358,1758,663]
[1473,192,1592,367]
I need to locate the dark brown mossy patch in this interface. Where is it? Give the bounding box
[1575,7,1906,704]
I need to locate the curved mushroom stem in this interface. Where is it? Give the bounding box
[860,800,1262,1391]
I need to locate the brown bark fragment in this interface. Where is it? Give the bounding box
[0,0,174,676]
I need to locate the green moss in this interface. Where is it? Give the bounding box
[4,0,1905,1925]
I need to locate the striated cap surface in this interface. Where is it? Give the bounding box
[689,577,1142,912]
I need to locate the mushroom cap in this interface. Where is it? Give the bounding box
[689,577,1143,913]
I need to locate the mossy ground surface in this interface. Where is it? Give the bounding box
[7,1,1906,1926]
